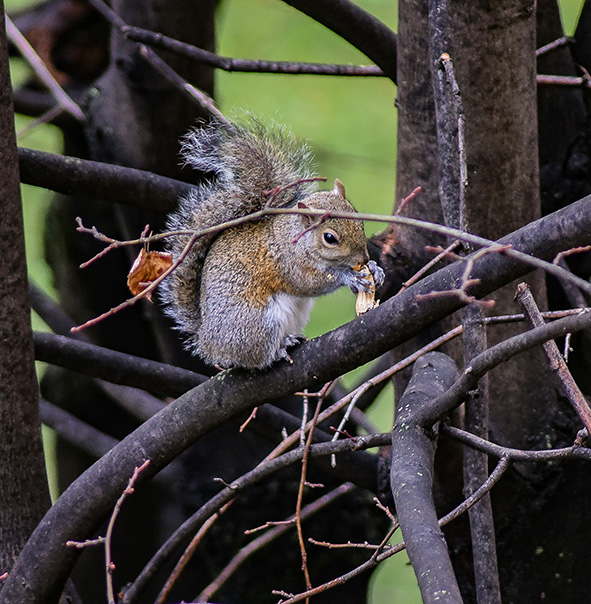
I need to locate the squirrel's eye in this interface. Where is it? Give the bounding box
[322,229,339,246]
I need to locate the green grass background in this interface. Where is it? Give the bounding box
[8,0,585,601]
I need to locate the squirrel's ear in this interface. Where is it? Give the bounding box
[333,178,346,198]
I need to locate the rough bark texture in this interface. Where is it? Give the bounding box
[0,0,52,573]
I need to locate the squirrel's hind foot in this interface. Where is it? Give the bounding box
[277,333,307,364]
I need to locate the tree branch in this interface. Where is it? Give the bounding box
[33,332,207,398]
[280,0,397,81]
[18,147,190,214]
[390,352,463,604]
[123,25,384,76]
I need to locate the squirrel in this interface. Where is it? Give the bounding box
[160,119,384,369]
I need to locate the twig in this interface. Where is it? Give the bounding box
[536,35,572,57]
[71,226,202,332]
[415,245,510,307]
[196,484,353,603]
[121,434,387,603]
[16,105,64,139]
[514,283,591,433]
[67,460,150,604]
[442,424,591,462]
[5,16,84,121]
[537,74,591,88]
[308,538,380,550]
[553,245,591,264]
[84,0,228,123]
[399,239,462,292]
[295,398,324,599]
[395,185,423,215]
[278,456,511,604]
[154,501,233,604]
[414,309,591,427]
[77,204,591,298]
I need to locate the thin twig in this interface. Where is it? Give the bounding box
[71,226,202,332]
[537,74,591,88]
[5,16,84,122]
[536,35,572,57]
[154,501,233,604]
[196,484,353,603]
[277,456,511,604]
[295,398,324,599]
[395,185,423,215]
[66,460,150,604]
[399,239,462,292]
[442,424,591,462]
[514,283,591,433]
[104,460,150,604]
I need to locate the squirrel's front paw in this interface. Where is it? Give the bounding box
[350,261,385,293]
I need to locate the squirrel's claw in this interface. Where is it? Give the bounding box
[367,260,385,287]
[277,333,307,364]
[350,261,385,294]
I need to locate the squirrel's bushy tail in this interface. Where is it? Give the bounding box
[159,118,317,354]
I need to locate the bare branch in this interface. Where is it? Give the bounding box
[390,352,463,604]
[280,0,397,81]
[5,17,84,121]
[515,283,591,433]
[18,147,190,213]
[442,424,591,462]
[122,25,384,76]
[84,0,227,122]
[197,484,353,603]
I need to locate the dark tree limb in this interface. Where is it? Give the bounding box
[390,352,462,604]
[121,434,388,603]
[280,0,397,81]
[33,332,207,398]
[461,306,501,604]
[123,25,385,76]
[18,147,190,214]
[414,310,591,428]
[39,399,118,459]
[3,195,591,603]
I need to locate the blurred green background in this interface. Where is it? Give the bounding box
[7,0,585,602]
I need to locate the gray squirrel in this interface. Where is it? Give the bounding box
[160,119,384,369]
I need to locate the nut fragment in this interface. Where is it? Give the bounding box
[355,265,379,316]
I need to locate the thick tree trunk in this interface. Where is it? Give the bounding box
[0,0,52,573]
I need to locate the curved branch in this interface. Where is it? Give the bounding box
[3,195,591,603]
[390,352,463,604]
[18,147,191,214]
[414,309,591,427]
[280,0,397,81]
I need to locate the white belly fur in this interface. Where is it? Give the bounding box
[266,293,314,338]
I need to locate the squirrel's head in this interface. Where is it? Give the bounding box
[295,179,369,269]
